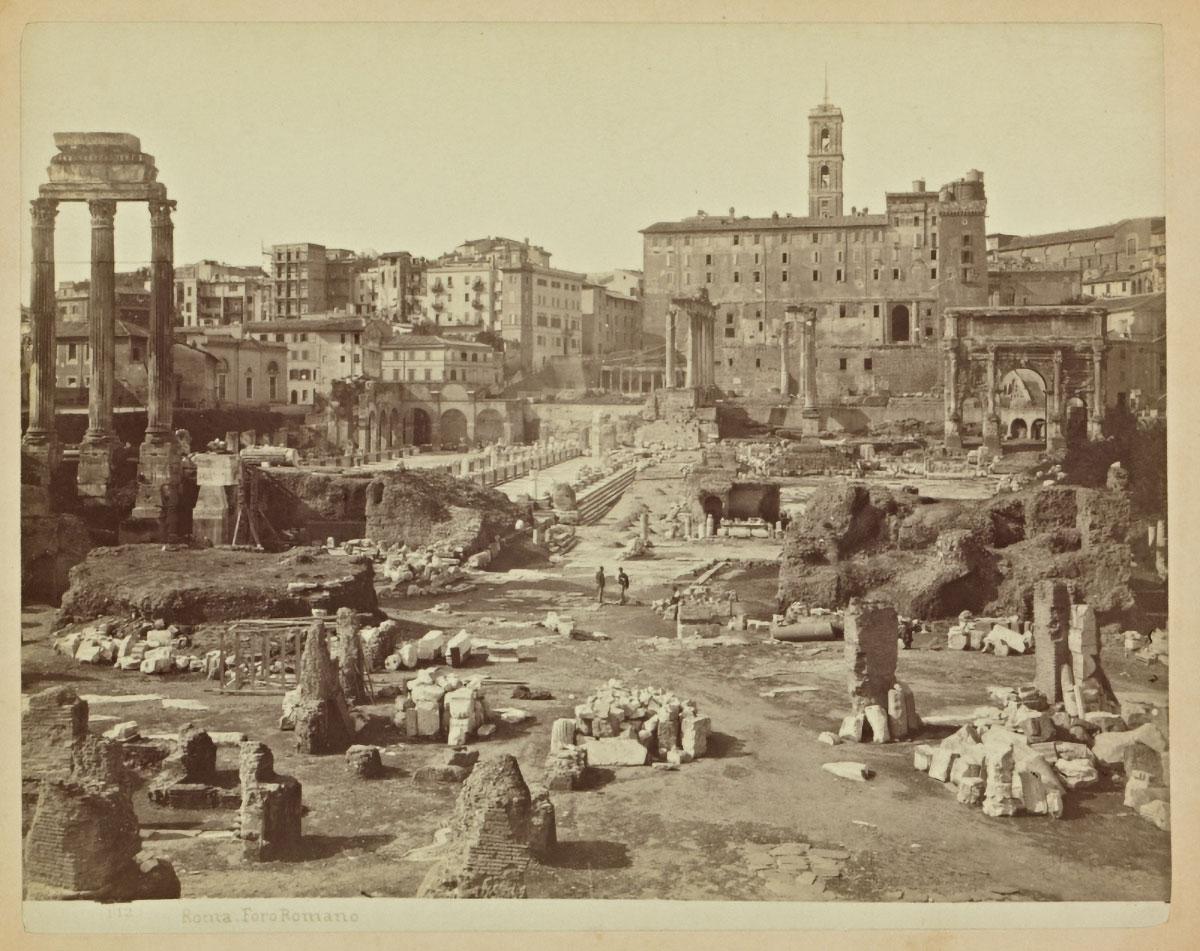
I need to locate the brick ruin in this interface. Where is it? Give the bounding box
[417,754,555,898]
[21,685,180,900]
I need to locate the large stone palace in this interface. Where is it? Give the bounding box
[641,93,989,401]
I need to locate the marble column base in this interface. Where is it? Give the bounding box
[21,435,61,515]
[800,408,821,441]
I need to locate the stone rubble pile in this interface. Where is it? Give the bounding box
[53,618,206,676]
[393,669,494,746]
[912,684,1170,829]
[945,611,1032,654]
[381,628,475,672]
[836,601,923,743]
[554,679,711,768]
[543,523,577,555]
[1127,628,1168,667]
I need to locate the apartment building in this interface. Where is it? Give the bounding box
[244,314,388,406]
[381,335,502,388]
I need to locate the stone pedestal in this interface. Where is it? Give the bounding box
[191,452,239,545]
[76,436,121,506]
[124,436,181,542]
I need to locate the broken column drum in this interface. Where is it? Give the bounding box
[25,133,180,530]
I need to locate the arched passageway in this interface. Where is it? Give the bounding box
[405,408,431,446]
[440,409,469,449]
[475,408,505,444]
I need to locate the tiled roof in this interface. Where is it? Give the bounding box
[388,335,493,350]
[1093,292,1165,312]
[998,218,1164,253]
[56,319,146,338]
[245,317,368,333]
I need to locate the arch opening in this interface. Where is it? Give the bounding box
[890,304,911,343]
[440,408,469,449]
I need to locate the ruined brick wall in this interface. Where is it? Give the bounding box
[24,779,140,892]
[417,754,546,898]
[22,687,88,782]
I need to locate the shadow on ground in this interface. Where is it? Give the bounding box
[544,839,631,870]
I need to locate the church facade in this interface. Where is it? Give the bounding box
[641,95,989,400]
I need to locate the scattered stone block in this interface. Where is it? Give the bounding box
[103,721,140,742]
[864,704,890,744]
[581,737,649,767]
[818,732,842,746]
[345,745,383,778]
[822,761,874,781]
[1137,799,1170,831]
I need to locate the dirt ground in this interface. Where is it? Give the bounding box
[20,472,1171,903]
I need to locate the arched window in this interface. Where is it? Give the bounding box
[819,164,831,188]
[267,361,280,401]
[245,367,255,399]
[820,127,831,151]
[1125,236,1138,255]
[290,389,298,404]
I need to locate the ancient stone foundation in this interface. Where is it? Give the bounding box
[417,755,555,898]
[238,742,303,861]
[147,724,221,808]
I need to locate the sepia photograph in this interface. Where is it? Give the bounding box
[6,3,1186,939]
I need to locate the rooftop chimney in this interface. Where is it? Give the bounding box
[913,179,926,192]
[729,206,735,217]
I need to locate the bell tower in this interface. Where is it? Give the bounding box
[808,74,844,218]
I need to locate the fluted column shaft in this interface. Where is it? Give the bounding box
[802,315,818,413]
[25,198,59,445]
[85,199,117,441]
[684,312,695,388]
[664,308,676,388]
[146,200,176,438]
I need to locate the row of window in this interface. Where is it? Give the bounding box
[387,367,500,382]
[383,350,491,362]
[650,225,942,249]
[682,265,942,285]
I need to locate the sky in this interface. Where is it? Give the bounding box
[20,20,1164,287]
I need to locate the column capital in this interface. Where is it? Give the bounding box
[30,197,58,225]
[88,198,117,227]
[1053,348,1064,366]
[149,198,177,225]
